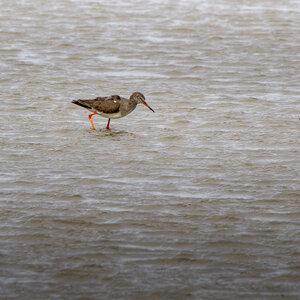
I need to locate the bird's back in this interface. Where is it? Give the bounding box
[72,95,121,114]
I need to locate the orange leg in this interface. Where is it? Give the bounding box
[106,118,111,130]
[88,113,98,130]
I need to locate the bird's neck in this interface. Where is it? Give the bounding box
[128,98,138,111]
[121,98,137,116]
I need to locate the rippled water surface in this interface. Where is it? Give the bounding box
[0,0,300,299]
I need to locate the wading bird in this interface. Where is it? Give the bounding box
[72,92,154,130]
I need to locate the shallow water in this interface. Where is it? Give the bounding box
[0,0,300,299]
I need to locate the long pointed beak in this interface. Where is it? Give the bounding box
[142,101,155,112]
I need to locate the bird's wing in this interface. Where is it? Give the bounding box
[77,95,121,114]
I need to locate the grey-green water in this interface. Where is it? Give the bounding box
[0,0,299,299]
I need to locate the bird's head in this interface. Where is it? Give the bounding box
[131,92,155,112]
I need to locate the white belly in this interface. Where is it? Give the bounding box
[98,111,123,119]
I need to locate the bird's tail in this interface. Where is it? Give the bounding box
[71,100,92,110]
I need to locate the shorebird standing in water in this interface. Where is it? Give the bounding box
[72,92,154,130]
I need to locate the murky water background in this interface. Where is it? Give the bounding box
[0,0,299,299]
